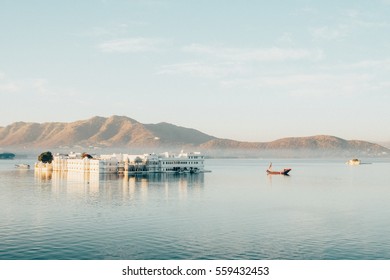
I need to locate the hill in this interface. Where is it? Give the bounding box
[0,115,388,157]
[0,115,215,149]
[200,135,389,157]
[378,141,390,149]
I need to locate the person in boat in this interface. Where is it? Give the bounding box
[266,162,291,175]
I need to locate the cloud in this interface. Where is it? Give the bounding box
[309,8,390,42]
[277,32,294,45]
[98,37,166,53]
[182,44,324,62]
[31,79,50,95]
[343,8,390,28]
[354,19,390,28]
[310,25,349,41]
[0,82,20,93]
[321,59,390,73]
[157,44,324,80]
[0,79,48,95]
[0,74,74,97]
[0,73,21,93]
[343,59,390,70]
[77,22,150,38]
[87,24,129,37]
[299,7,317,14]
[220,73,375,97]
[157,62,245,78]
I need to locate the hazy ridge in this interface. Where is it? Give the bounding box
[0,115,388,157]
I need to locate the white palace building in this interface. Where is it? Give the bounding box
[35,151,206,174]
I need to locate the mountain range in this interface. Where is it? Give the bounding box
[0,115,388,157]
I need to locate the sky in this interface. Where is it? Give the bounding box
[1,0,390,142]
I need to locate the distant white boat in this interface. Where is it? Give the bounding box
[346,159,361,165]
[15,163,30,169]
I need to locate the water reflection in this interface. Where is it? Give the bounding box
[34,170,204,200]
[34,169,52,181]
[266,172,291,186]
[6,159,390,259]
[122,173,205,201]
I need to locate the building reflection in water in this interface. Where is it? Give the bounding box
[34,169,53,182]
[34,170,205,202]
[122,173,205,202]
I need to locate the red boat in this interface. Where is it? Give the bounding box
[266,163,291,175]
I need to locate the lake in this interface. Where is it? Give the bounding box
[1,157,390,260]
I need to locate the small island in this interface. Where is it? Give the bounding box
[0,152,16,159]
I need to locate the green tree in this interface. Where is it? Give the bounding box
[0,152,15,159]
[38,151,53,163]
[82,152,93,159]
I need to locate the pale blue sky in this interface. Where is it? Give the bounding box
[1,0,390,142]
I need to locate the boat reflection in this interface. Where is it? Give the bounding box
[266,170,291,186]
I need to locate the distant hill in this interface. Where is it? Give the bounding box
[0,115,388,157]
[200,135,389,157]
[378,141,390,149]
[0,116,216,149]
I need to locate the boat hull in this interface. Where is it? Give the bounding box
[347,159,361,165]
[15,164,30,169]
[267,168,291,175]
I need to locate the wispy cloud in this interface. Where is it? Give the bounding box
[31,79,50,95]
[321,59,390,72]
[0,73,21,93]
[182,44,324,62]
[157,44,324,80]
[277,32,294,45]
[157,62,245,78]
[77,22,149,38]
[0,82,20,93]
[292,6,318,16]
[310,25,349,41]
[98,37,166,53]
[88,24,129,37]
[0,74,74,97]
[343,8,390,28]
[220,73,376,97]
[354,19,390,28]
[346,59,390,69]
[310,8,390,42]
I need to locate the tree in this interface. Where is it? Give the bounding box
[0,152,15,159]
[82,152,93,159]
[38,151,53,163]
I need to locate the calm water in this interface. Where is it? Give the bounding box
[1,158,390,260]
